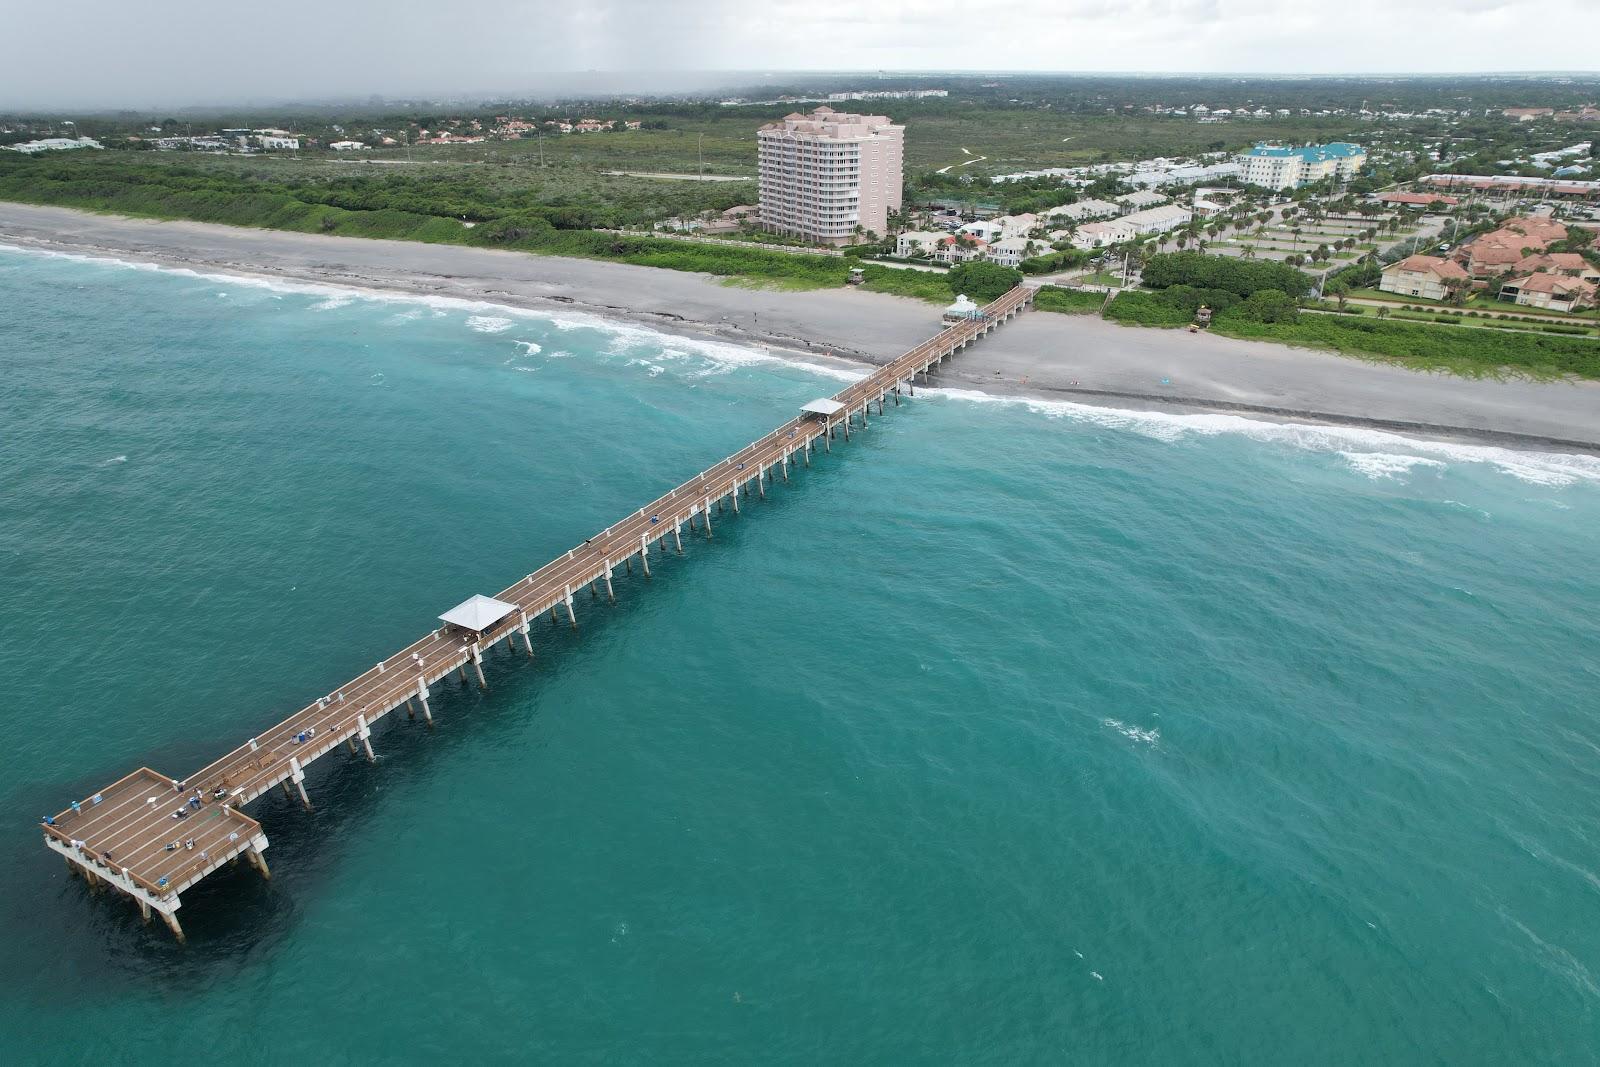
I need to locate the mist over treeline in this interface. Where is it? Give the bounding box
[4,72,1600,126]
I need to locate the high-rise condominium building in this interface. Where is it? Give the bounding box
[757,107,904,246]
[1236,142,1366,189]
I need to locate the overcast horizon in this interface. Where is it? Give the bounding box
[5,0,1599,110]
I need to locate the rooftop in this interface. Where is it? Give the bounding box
[1389,255,1469,280]
[1244,141,1364,162]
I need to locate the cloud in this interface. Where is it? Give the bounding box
[0,0,1594,108]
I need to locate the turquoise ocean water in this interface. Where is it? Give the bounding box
[2,244,1599,1063]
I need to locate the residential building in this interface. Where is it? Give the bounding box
[896,230,946,257]
[1117,190,1169,211]
[256,136,299,150]
[1121,204,1193,235]
[758,107,904,246]
[6,137,102,153]
[1458,216,1572,277]
[328,141,368,151]
[1042,199,1119,222]
[1512,252,1600,282]
[828,89,947,101]
[930,235,988,264]
[1069,204,1193,249]
[1379,255,1470,301]
[1503,108,1554,122]
[987,236,1042,268]
[1498,271,1598,311]
[1236,142,1366,189]
[1071,220,1136,249]
[959,213,1038,242]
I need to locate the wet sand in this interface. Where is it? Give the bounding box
[2,202,1596,451]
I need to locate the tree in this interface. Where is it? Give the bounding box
[1235,289,1300,323]
[1326,278,1350,310]
[947,261,1023,302]
[1376,306,1391,320]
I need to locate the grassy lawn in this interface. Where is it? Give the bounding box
[1076,269,1125,287]
[1352,287,1600,325]
[1318,304,1600,338]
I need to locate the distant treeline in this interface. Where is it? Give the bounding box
[0,155,749,231]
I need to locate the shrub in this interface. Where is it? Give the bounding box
[1220,288,1299,324]
[947,261,1024,301]
[1140,251,1313,298]
[1033,287,1104,315]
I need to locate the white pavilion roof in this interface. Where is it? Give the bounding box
[439,594,518,632]
[801,398,846,416]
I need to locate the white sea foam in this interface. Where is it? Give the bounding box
[0,241,864,383]
[1338,452,1447,481]
[7,241,1592,487]
[98,455,128,466]
[512,341,542,356]
[1103,718,1160,746]
[466,315,514,334]
[928,387,1600,489]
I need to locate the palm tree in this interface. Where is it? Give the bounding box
[1240,243,1257,259]
[1291,227,1304,250]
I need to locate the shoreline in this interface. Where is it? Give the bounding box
[1,202,1597,453]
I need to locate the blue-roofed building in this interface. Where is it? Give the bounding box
[1237,141,1367,189]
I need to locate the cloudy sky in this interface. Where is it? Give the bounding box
[4,0,1596,108]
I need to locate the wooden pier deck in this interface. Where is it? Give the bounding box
[40,285,1034,940]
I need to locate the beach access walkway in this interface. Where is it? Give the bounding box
[40,285,1035,941]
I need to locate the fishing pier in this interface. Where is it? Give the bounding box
[40,285,1034,940]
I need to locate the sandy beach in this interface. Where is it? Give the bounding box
[2,201,1596,450]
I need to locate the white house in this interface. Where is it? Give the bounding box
[1042,199,1121,222]
[257,136,300,150]
[1117,190,1169,211]
[987,236,1040,267]
[959,213,1040,242]
[1071,220,1137,249]
[1070,205,1193,249]
[895,230,946,258]
[931,236,989,264]
[1121,204,1193,235]
[328,141,368,150]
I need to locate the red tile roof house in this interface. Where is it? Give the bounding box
[1456,217,1570,278]
[1513,253,1600,283]
[1379,255,1470,301]
[1497,271,1599,312]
